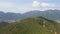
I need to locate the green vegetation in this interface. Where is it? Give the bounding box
[0,21,9,28]
[0,16,60,34]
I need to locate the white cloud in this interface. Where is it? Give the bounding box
[32,1,40,8]
[40,2,56,10]
[17,1,60,13]
[32,1,58,10]
[40,3,60,10]
[0,2,14,9]
[0,0,59,13]
[0,1,16,13]
[32,1,60,10]
[40,3,55,8]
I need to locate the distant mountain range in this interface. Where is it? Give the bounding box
[23,10,60,21]
[0,10,60,22]
[0,12,22,22]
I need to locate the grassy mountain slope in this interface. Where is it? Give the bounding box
[56,23,60,34]
[0,16,58,34]
[0,21,9,28]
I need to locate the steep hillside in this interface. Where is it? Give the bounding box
[0,21,9,27]
[56,23,60,34]
[0,16,58,34]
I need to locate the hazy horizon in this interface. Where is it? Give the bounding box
[0,0,60,13]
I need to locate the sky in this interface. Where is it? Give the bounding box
[0,0,60,13]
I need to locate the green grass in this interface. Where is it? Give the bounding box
[0,16,59,34]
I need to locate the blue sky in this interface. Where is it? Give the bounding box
[0,0,60,13]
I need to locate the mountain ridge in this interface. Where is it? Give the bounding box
[0,10,60,22]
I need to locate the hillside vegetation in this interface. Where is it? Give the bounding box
[0,16,59,34]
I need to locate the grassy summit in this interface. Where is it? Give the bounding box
[0,16,58,34]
